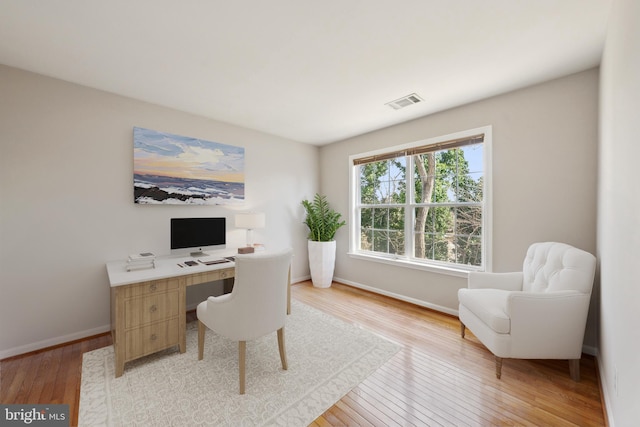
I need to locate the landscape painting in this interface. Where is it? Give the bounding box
[133,127,245,205]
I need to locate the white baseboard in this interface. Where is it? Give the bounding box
[0,324,111,360]
[333,276,459,316]
[291,274,311,284]
[582,344,597,357]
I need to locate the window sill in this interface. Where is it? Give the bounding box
[347,252,477,278]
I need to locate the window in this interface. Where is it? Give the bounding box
[349,127,491,274]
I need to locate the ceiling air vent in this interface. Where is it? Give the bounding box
[385,93,424,110]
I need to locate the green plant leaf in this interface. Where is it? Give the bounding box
[301,193,346,241]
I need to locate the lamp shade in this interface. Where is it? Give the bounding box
[235,212,265,229]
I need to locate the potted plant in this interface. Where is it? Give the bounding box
[302,193,346,288]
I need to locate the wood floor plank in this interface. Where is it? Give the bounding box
[339,392,400,427]
[1,355,33,404]
[25,349,58,403]
[0,281,606,426]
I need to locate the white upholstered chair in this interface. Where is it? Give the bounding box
[458,242,596,381]
[197,248,293,394]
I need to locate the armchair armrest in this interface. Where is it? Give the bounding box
[468,271,523,291]
[507,290,588,317]
[507,290,592,358]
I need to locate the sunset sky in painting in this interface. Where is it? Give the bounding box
[133,127,244,183]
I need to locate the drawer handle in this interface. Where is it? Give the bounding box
[150,305,157,313]
[221,272,227,278]
[150,334,157,341]
[149,284,157,291]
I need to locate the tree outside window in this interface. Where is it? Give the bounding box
[354,134,485,270]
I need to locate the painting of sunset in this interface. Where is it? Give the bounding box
[133,127,245,204]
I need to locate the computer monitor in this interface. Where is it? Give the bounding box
[170,217,226,257]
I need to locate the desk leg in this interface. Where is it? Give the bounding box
[179,279,186,353]
[115,362,124,378]
[114,343,125,378]
[112,287,126,377]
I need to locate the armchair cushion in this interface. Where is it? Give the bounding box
[458,288,511,334]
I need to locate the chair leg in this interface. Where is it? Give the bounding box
[460,322,466,338]
[277,327,288,370]
[495,356,503,379]
[239,341,246,394]
[198,320,205,361]
[569,359,581,382]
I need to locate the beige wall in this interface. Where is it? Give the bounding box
[320,69,599,347]
[598,0,640,424]
[0,65,318,358]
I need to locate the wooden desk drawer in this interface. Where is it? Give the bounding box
[123,278,179,298]
[184,268,234,286]
[125,320,179,360]
[124,290,179,328]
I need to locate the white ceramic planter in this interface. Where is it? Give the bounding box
[308,240,336,288]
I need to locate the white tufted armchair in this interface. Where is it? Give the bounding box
[458,242,596,380]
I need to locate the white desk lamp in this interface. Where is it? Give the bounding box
[235,212,265,251]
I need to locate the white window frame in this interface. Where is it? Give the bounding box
[348,126,492,277]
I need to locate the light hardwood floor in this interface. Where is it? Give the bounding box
[293,282,606,427]
[1,281,605,426]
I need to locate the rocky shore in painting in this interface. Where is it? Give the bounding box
[134,174,244,205]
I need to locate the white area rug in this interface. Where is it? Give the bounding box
[79,301,400,426]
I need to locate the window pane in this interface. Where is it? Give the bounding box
[360,207,404,255]
[359,162,387,204]
[359,158,405,205]
[416,207,434,233]
[416,206,453,234]
[433,234,451,262]
[456,236,482,266]
[436,150,458,203]
[388,231,405,255]
[389,207,404,230]
[455,206,482,237]
[457,172,483,202]
[360,207,373,252]
[360,227,373,251]
[461,144,483,174]
[455,144,482,202]
[413,153,434,203]
[373,208,388,229]
[436,206,454,234]
[360,208,373,229]
[388,158,406,204]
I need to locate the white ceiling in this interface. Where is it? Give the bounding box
[0,0,611,145]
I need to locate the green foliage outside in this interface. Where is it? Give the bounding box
[302,193,346,242]
[359,145,483,266]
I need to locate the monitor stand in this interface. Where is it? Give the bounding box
[190,251,209,258]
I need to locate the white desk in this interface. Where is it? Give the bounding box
[107,254,236,377]
[106,254,237,287]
